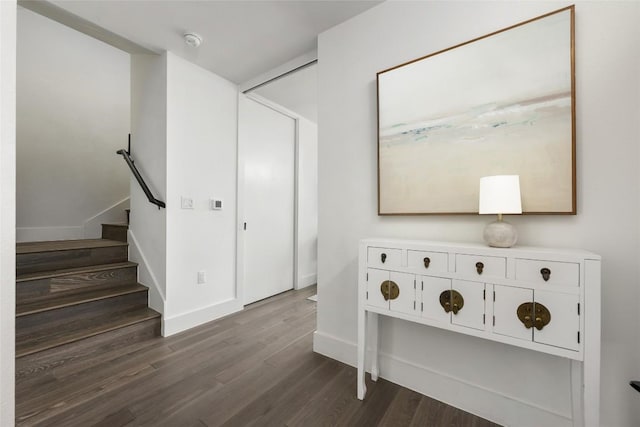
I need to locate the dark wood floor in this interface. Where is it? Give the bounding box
[16,286,500,427]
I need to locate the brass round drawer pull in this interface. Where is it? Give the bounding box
[476,262,484,275]
[517,302,551,330]
[439,290,464,314]
[380,280,399,301]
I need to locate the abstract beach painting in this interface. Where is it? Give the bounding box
[377,7,575,214]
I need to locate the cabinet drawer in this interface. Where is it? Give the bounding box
[515,259,580,287]
[455,254,506,279]
[408,250,448,273]
[368,247,402,268]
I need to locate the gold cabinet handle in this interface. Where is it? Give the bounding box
[440,290,451,313]
[381,253,387,263]
[476,262,484,275]
[517,303,534,329]
[440,290,464,314]
[518,302,551,330]
[423,257,431,269]
[380,280,399,301]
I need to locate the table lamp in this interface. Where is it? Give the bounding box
[479,175,522,248]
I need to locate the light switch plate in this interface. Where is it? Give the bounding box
[181,197,194,209]
[197,270,206,284]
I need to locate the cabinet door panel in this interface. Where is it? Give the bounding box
[493,285,533,341]
[389,272,416,316]
[420,276,451,324]
[367,269,389,310]
[451,280,485,331]
[534,290,580,351]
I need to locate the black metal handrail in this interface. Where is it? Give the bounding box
[631,381,640,393]
[117,136,165,209]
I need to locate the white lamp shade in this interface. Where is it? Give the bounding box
[479,175,522,214]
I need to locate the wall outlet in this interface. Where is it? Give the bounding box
[181,196,194,209]
[197,270,206,284]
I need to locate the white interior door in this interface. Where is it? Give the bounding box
[240,96,295,304]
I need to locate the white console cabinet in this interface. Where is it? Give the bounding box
[357,238,601,427]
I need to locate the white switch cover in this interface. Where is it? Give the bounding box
[181,197,194,209]
[197,271,206,284]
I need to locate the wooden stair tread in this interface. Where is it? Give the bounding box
[16,307,161,358]
[16,261,137,282]
[17,239,127,254]
[17,284,149,316]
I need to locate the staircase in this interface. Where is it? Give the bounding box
[15,224,161,363]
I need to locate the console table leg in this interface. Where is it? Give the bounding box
[357,307,367,400]
[370,312,379,382]
[571,359,584,427]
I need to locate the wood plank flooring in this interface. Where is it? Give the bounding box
[16,286,501,427]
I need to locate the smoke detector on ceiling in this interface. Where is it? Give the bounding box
[183,33,203,48]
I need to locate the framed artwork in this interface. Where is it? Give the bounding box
[377,6,575,215]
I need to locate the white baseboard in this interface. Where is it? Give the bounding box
[16,226,83,242]
[313,331,572,427]
[297,273,317,289]
[163,298,243,337]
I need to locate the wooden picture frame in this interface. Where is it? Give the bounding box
[377,6,576,215]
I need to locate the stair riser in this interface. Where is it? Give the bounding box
[101,225,128,242]
[18,266,138,300]
[16,317,160,371]
[17,291,148,336]
[17,246,128,275]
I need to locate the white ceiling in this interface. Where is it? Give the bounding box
[47,0,382,85]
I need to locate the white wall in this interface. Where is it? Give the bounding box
[0,1,16,424]
[163,52,240,334]
[16,7,129,242]
[297,117,318,288]
[131,52,240,335]
[129,53,168,314]
[315,2,640,427]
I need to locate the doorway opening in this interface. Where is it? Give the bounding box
[238,62,318,305]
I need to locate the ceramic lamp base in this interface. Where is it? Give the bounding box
[483,219,517,248]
